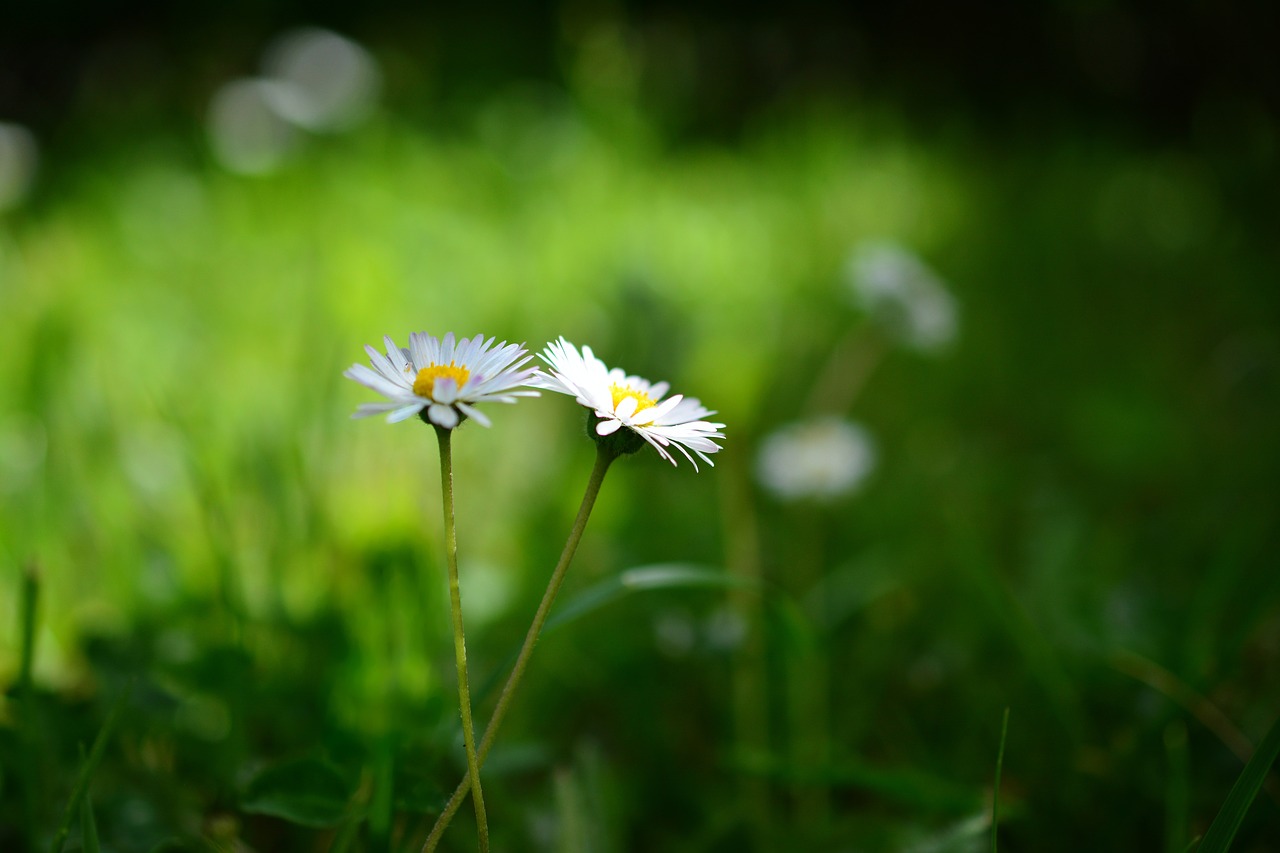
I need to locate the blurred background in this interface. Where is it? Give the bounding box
[1,1,1279,850]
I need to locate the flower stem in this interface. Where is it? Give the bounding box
[434,425,490,853]
[719,451,773,849]
[423,444,616,852]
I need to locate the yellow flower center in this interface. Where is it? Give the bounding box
[413,362,470,398]
[610,383,657,423]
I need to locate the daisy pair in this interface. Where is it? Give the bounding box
[345,332,725,467]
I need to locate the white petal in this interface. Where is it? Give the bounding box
[386,402,426,423]
[345,364,411,398]
[365,344,405,384]
[409,332,432,369]
[433,376,459,403]
[456,401,491,427]
[615,395,639,419]
[352,402,402,419]
[383,336,410,373]
[645,394,683,422]
[429,403,459,429]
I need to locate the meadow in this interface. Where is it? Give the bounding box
[1,37,1279,851]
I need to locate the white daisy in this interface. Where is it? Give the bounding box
[755,417,876,502]
[846,241,959,353]
[538,337,725,470]
[344,332,540,429]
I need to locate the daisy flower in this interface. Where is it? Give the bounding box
[539,337,725,469]
[845,240,959,353]
[756,417,876,502]
[344,332,540,429]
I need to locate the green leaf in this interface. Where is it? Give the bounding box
[474,563,766,706]
[1196,713,1280,853]
[732,751,980,814]
[18,562,38,698]
[392,766,448,815]
[545,563,756,633]
[79,789,100,853]
[992,707,1010,853]
[240,757,353,828]
[49,684,131,853]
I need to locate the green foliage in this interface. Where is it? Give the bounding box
[1,74,1278,851]
[1196,715,1280,853]
[79,791,100,853]
[545,563,755,634]
[48,686,130,853]
[239,757,354,828]
[992,708,1009,853]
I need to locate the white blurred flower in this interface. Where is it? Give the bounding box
[704,605,748,651]
[0,122,39,211]
[345,332,540,429]
[539,337,725,469]
[207,29,379,174]
[756,417,876,502]
[846,241,958,352]
[261,28,380,132]
[653,609,696,657]
[207,79,299,174]
[0,414,46,493]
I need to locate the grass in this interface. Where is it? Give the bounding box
[1,88,1278,851]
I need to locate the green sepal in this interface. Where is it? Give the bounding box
[587,410,646,457]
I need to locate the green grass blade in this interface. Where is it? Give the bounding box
[1196,713,1280,853]
[18,562,38,697]
[544,563,756,633]
[79,787,101,853]
[369,737,393,852]
[475,563,757,705]
[16,562,40,849]
[1165,721,1190,853]
[48,683,131,853]
[992,707,1009,853]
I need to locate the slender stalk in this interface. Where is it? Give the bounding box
[49,683,131,853]
[18,562,39,849]
[434,425,490,853]
[719,449,772,849]
[19,561,38,698]
[1163,720,1188,853]
[803,327,885,416]
[991,707,1010,853]
[423,445,616,852]
[787,509,829,832]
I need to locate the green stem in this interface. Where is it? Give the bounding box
[991,707,1010,853]
[434,425,490,853]
[49,683,131,853]
[423,444,616,853]
[19,562,38,698]
[719,450,772,850]
[18,562,39,848]
[787,509,829,831]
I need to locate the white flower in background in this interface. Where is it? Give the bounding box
[207,79,299,175]
[0,122,39,212]
[345,332,540,429]
[846,241,959,353]
[261,28,381,132]
[207,29,380,174]
[539,337,725,469]
[756,417,876,502]
[703,605,748,652]
[653,609,697,658]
